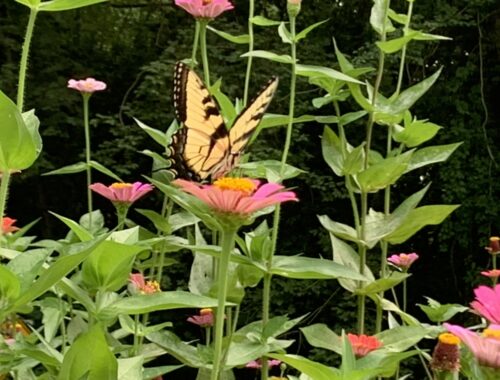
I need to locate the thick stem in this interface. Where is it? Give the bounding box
[211,228,237,380]
[199,21,211,87]
[83,95,93,224]
[190,21,201,68]
[243,0,255,106]
[17,8,38,112]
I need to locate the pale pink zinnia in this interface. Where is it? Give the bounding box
[173,178,297,217]
[128,273,161,295]
[89,182,153,204]
[481,270,500,279]
[470,284,500,324]
[387,252,419,270]
[68,77,106,94]
[347,333,383,358]
[187,308,214,328]
[444,323,500,369]
[245,359,282,369]
[174,0,234,19]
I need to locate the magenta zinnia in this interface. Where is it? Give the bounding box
[470,284,500,324]
[174,178,297,217]
[187,308,214,328]
[387,252,419,270]
[89,182,153,204]
[174,0,233,19]
[67,78,106,93]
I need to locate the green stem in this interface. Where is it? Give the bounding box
[199,21,211,87]
[82,95,93,223]
[243,0,255,106]
[211,227,237,380]
[133,314,140,356]
[279,16,297,179]
[493,255,497,285]
[0,171,11,238]
[394,0,414,97]
[59,297,67,354]
[357,195,367,334]
[403,272,408,312]
[191,21,201,68]
[17,8,38,112]
[115,204,129,230]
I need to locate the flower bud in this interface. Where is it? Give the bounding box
[287,0,301,18]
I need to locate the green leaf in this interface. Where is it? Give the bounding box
[238,160,304,182]
[318,215,359,245]
[135,117,168,147]
[385,205,459,245]
[39,0,108,12]
[106,291,223,315]
[250,16,281,26]
[417,297,468,323]
[370,0,395,35]
[278,22,293,44]
[343,144,365,175]
[0,265,21,308]
[15,0,42,8]
[356,350,419,378]
[295,19,329,42]
[376,325,428,352]
[268,354,340,380]
[376,33,417,54]
[6,248,50,293]
[50,212,93,241]
[0,91,40,171]
[89,160,123,182]
[295,64,363,84]
[356,151,413,193]
[301,324,342,354]
[58,324,117,380]
[258,113,316,129]
[210,79,237,124]
[271,255,367,281]
[393,115,442,147]
[43,161,87,176]
[117,356,143,380]
[387,9,408,24]
[405,143,461,173]
[207,26,249,44]
[241,50,293,64]
[355,272,409,295]
[321,126,344,177]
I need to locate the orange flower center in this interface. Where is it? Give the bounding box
[202,0,212,4]
[483,328,500,340]
[491,237,500,242]
[200,308,213,315]
[438,333,460,345]
[213,177,256,195]
[111,182,133,189]
[142,280,161,294]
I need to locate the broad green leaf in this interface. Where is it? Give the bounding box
[142,365,184,379]
[355,272,409,295]
[271,255,367,281]
[50,212,93,241]
[15,0,42,8]
[38,296,65,342]
[58,324,117,380]
[117,356,143,380]
[356,350,419,378]
[295,64,363,84]
[89,160,123,182]
[343,145,365,175]
[376,326,428,351]
[376,33,417,54]
[370,0,395,35]
[269,354,340,380]
[241,50,293,64]
[207,26,249,44]
[250,16,281,26]
[23,109,43,160]
[0,90,40,171]
[258,113,316,129]
[136,209,171,234]
[321,126,344,176]
[0,265,21,308]
[278,22,293,44]
[210,79,236,125]
[356,151,413,193]
[6,248,50,293]
[43,161,87,176]
[135,118,168,147]
[340,331,356,374]
[385,205,459,244]
[387,9,408,24]
[106,291,223,315]
[301,324,342,354]
[393,116,442,147]
[405,143,461,173]
[39,0,108,12]
[417,297,468,323]
[318,215,359,244]
[295,19,329,42]
[238,160,304,182]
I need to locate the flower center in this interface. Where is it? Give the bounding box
[483,327,500,340]
[200,308,213,315]
[202,0,212,5]
[491,237,500,242]
[213,177,256,195]
[111,182,133,189]
[438,333,460,345]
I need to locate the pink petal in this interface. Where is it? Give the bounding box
[89,183,118,201]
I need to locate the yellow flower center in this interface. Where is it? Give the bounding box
[213,177,256,195]
[483,328,500,340]
[111,182,133,189]
[200,308,213,315]
[438,333,460,345]
[491,237,500,242]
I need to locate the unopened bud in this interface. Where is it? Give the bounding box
[287,0,301,18]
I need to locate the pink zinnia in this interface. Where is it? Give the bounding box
[89,182,153,204]
[444,323,500,369]
[347,333,383,358]
[387,252,419,270]
[1,217,19,234]
[174,0,233,19]
[187,308,214,328]
[245,359,282,369]
[67,77,106,94]
[128,273,161,295]
[173,178,297,218]
[481,270,500,279]
[470,284,500,324]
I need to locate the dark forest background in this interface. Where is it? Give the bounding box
[1,0,500,376]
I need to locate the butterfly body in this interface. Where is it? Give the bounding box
[170,62,278,182]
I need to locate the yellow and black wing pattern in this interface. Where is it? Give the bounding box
[170,62,278,182]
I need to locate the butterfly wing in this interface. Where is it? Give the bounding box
[171,62,230,181]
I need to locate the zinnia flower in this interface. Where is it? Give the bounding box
[187,308,214,327]
[470,284,500,324]
[67,78,106,94]
[486,237,500,255]
[346,333,382,358]
[387,252,419,271]
[89,182,153,205]
[430,333,461,373]
[173,178,297,225]
[128,273,161,295]
[245,359,282,369]
[174,0,234,19]
[1,217,19,234]
[482,270,500,279]
[444,323,500,369]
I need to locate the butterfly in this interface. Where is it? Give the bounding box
[169,62,278,182]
